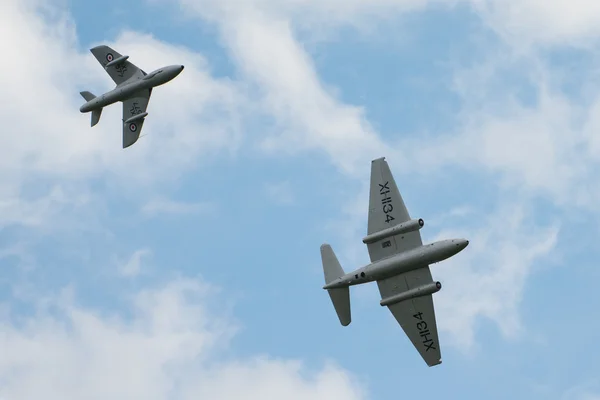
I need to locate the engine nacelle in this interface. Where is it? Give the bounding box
[362,218,424,244]
[124,112,148,124]
[379,281,441,307]
[105,55,129,68]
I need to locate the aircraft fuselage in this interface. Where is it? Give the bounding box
[323,238,469,289]
[79,64,184,113]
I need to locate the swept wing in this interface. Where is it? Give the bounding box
[90,45,145,86]
[122,89,151,148]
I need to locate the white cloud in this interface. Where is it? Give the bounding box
[168,0,600,190]
[0,278,367,400]
[0,185,87,229]
[394,49,600,210]
[176,0,600,47]
[3,0,598,379]
[432,203,559,349]
[0,0,245,229]
[474,0,600,47]
[151,0,600,358]
[175,0,391,177]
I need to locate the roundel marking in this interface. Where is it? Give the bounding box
[129,123,137,132]
[106,53,114,62]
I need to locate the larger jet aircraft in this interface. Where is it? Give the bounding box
[321,157,469,367]
[79,45,184,148]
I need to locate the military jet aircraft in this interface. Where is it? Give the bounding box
[79,45,184,148]
[321,157,469,367]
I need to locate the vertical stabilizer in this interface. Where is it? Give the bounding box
[79,91,96,102]
[320,244,351,326]
[321,244,344,284]
[79,91,102,127]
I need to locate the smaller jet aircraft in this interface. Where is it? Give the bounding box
[321,157,469,367]
[79,45,184,148]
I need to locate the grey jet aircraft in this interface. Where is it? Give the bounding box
[321,157,469,367]
[79,45,184,148]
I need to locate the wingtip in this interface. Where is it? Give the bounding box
[428,359,442,367]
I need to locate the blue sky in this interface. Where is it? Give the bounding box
[1,0,600,399]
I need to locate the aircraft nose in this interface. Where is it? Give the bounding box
[180,65,185,71]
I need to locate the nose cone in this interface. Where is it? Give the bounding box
[459,239,469,250]
[173,65,184,76]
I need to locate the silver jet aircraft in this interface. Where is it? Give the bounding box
[321,157,469,367]
[79,45,184,148]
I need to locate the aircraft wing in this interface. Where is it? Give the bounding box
[377,267,442,367]
[366,157,422,263]
[122,89,151,148]
[90,45,145,86]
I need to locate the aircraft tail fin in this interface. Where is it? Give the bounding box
[321,244,344,284]
[320,244,351,326]
[79,91,102,126]
[80,91,96,102]
[91,108,102,127]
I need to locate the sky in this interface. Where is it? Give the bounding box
[1,0,600,399]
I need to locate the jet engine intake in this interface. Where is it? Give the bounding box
[362,218,425,244]
[379,281,441,307]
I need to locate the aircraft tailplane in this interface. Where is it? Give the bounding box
[320,244,351,326]
[91,108,102,127]
[79,91,102,126]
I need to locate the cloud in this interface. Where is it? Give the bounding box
[176,0,600,48]
[0,278,367,400]
[162,0,599,352]
[0,185,88,229]
[175,0,391,177]
[0,0,245,229]
[168,0,600,197]
[394,46,600,210]
[474,0,600,47]
[3,0,598,388]
[432,202,559,349]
